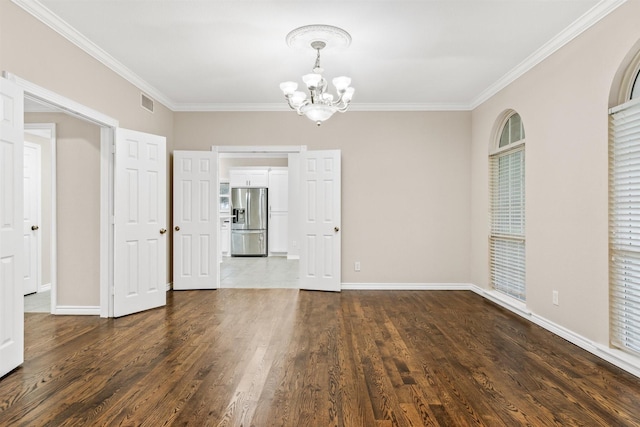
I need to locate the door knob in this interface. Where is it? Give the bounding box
[160,228,167,234]
[175,226,180,231]
[31,225,39,231]
[334,226,340,232]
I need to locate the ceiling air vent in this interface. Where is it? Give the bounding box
[140,93,154,113]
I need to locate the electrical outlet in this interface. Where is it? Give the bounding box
[354,261,361,272]
[552,290,559,306]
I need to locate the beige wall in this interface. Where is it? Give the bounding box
[470,0,640,346]
[1,1,175,306]
[175,111,472,284]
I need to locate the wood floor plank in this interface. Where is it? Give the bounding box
[2,289,640,426]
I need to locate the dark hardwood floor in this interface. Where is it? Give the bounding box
[2,289,640,426]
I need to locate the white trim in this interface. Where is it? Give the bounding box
[40,283,51,292]
[470,0,627,109]
[609,96,640,114]
[341,282,473,291]
[468,284,640,379]
[470,286,531,317]
[54,306,101,316]
[340,282,640,378]
[172,102,473,112]
[214,145,307,154]
[490,138,526,157]
[9,73,119,318]
[166,282,172,291]
[287,255,300,261]
[3,73,119,128]
[101,127,115,318]
[10,0,175,111]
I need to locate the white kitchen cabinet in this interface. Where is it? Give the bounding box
[269,211,288,253]
[268,170,288,211]
[229,169,269,188]
[268,169,288,254]
[220,217,231,258]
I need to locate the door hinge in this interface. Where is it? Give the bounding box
[111,215,116,224]
[112,144,116,154]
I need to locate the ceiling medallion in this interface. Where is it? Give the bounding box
[279,25,355,126]
[285,24,352,50]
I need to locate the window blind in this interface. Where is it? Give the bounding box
[490,147,526,301]
[610,100,640,354]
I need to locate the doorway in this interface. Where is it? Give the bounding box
[218,152,299,289]
[216,146,302,289]
[23,123,55,313]
[7,72,118,317]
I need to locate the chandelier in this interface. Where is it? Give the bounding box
[279,25,355,126]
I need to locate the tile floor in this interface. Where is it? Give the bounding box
[24,290,51,313]
[220,256,299,288]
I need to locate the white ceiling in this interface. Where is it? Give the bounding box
[16,0,622,111]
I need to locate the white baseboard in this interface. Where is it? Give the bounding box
[166,282,172,291]
[287,255,300,260]
[341,282,473,291]
[339,282,640,379]
[39,283,51,292]
[54,306,100,315]
[468,284,640,379]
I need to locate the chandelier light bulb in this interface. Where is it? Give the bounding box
[322,93,334,102]
[279,81,298,96]
[302,73,322,89]
[332,76,351,92]
[342,87,355,102]
[290,91,307,107]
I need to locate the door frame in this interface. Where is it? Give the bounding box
[212,145,306,287]
[5,72,119,317]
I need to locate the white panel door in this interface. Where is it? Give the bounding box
[23,142,41,295]
[299,150,341,292]
[0,77,24,378]
[114,128,167,317]
[173,150,218,290]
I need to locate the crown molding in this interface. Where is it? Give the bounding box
[470,0,627,109]
[13,0,626,114]
[172,102,472,112]
[172,103,290,112]
[11,0,177,111]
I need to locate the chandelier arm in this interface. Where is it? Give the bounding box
[283,96,309,115]
[284,97,299,111]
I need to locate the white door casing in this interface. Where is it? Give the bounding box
[299,150,341,292]
[0,77,25,377]
[114,128,167,317]
[23,142,41,296]
[173,150,218,290]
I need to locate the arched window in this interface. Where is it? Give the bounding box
[610,65,640,355]
[490,113,526,301]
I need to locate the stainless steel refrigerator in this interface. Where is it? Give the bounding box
[231,187,268,256]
